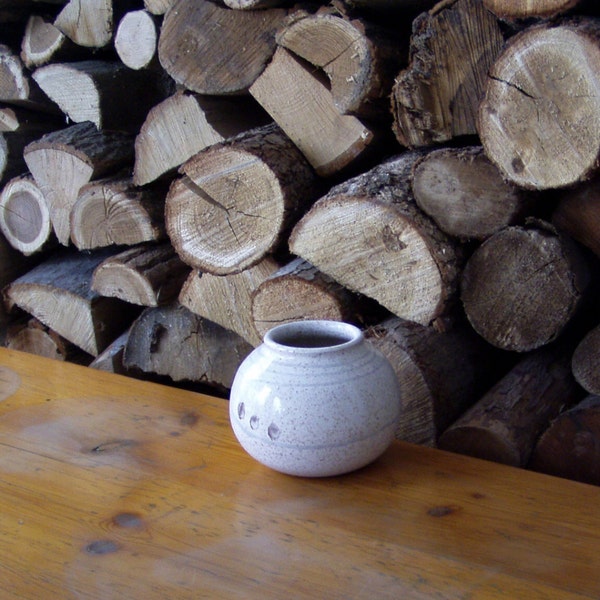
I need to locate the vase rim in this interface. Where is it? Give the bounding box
[263,320,363,353]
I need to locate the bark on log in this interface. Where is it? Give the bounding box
[390,0,504,148]
[23,121,135,246]
[477,18,600,190]
[92,243,190,307]
[411,146,534,241]
[4,247,140,356]
[158,0,288,94]
[165,123,320,275]
[289,151,466,328]
[530,394,600,486]
[0,174,56,255]
[249,46,376,177]
[571,322,600,395]
[123,302,253,389]
[114,9,159,71]
[70,175,167,250]
[438,345,584,467]
[483,0,586,20]
[460,220,592,352]
[179,256,279,347]
[133,90,269,186]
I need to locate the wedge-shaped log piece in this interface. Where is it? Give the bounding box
[289,151,465,327]
[166,123,320,275]
[92,243,190,307]
[5,248,140,356]
[89,328,129,374]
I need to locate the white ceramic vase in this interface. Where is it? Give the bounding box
[229,320,401,477]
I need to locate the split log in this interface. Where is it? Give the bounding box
[249,46,376,177]
[571,323,600,395]
[460,220,592,352]
[411,146,534,241]
[390,0,504,148]
[365,316,507,446]
[223,0,290,7]
[143,0,174,15]
[179,256,279,347]
[289,151,466,328]
[0,104,62,133]
[4,248,140,356]
[477,18,600,190]
[89,328,129,374]
[438,345,583,467]
[133,90,270,186]
[530,394,600,486]
[23,121,135,246]
[92,243,190,307]
[0,174,56,255]
[123,302,253,389]
[165,123,321,275]
[158,0,288,94]
[483,0,587,20]
[32,60,172,132]
[70,175,167,250]
[114,9,159,71]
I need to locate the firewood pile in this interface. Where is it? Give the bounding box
[1,0,600,485]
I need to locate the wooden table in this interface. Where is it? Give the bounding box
[0,347,599,599]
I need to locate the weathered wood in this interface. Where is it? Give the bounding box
[391,0,504,148]
[438,345,583,467]
[158,0,288,94]
[483,0,586,20]
[88,328,129,373]
[143,0,174,15]
[249,46,376,177]
[23,121,135,246]
[411,146,534,241]
[289,151,466,328]
[478,18,600,190]
[179,256,279,347]
[166,123,320,275]
[571,322,600,395]
[70,175,167,250]
[133,90,270,186]
[123,302,253,389]
[223,0,290,7]
[92,243,190,307]
[460,220,592,352]
[114,9,159,70]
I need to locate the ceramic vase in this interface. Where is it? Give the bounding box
[229,320,401,477]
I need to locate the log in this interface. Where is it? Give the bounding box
[179,256,279,347]
[23,121,135,246]
[158,0,288,94]
[4,247,140,356]
[122,302,253,390]
[571,322,600,395]
[89,328,129,374]
[165,123,321,275]
[390,0,504,148]
[70,175,167,250]
[530,394,600,486]
[114,9,159,71]
[249,46,376,177]
[223,0,290,7]
[460,220,592,352]
[143,0,174,15]
[411,146,534,241]
[477,18,600,190]
[133,90,270,186]
[438,345,584,467]
[0,174,56,255]
[92,243,190,307]
[483,0,586,20]
[289,151,466,328]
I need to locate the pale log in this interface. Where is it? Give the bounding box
[391,0,504,148]
[0,174,56,255]
[179,256,279,347]
[23,121,135,245]
[460,221,592,352]
[411,146,534,241]
[438,345,583,467]
[114,9,159,71]
[289,151,466,328]
[483,0,586,20]
[92,243,190,307]
[165,123,320,275]
[143,0,174,15]
[4,248,140,356]
[158,0,288,94]
[478,18,600,190]
[223,0,290,7]
[571,322,600,395]
[133,90,269,186]
[123,302,253,389]
[249,46,375,177]
[70,175,167,250]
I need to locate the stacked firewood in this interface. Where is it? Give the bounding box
[1,0,600,485]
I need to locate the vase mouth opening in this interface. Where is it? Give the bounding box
[264,320,362,352]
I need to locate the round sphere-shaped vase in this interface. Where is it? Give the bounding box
[229,320,401,477]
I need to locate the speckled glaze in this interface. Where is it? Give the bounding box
[229,320,401,477]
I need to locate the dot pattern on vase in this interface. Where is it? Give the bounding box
[237,402,245,419]
[250,415,260,430]
[267,422,281,440]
